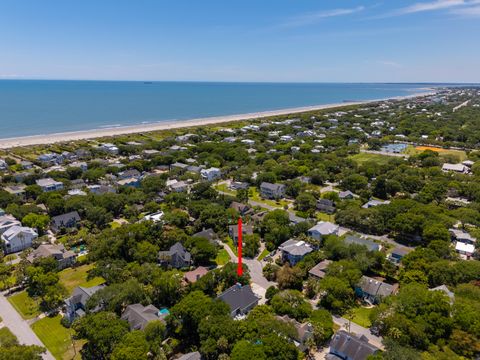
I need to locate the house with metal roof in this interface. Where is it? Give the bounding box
[308,221,339,241]
[1,226,38,254]
[279,239,314,265]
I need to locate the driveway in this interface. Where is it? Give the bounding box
[0,294,55,360]
[332,315,384,350]
[221,243,276,291]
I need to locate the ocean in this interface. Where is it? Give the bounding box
[0,81,436,138]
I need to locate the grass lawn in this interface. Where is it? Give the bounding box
[0,327,17,346]
[248,186,291,208]
[350,153,395,166]
[406,145,467,161]
[348,307,374,328]
[58,264,105,295]
[215,249,230,265]
[316,212,335,222]
[214,182,236,195]
[224,237,238,256]
[257,248,270,261]
[8,291,40,320]
[31,315,84,360]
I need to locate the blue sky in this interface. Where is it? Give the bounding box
[0,0,479,82]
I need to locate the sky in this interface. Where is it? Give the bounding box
[0,0,479,83]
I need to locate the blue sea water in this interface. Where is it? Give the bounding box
[0,80,436,138]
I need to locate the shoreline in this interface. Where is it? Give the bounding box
[0,91,434,149]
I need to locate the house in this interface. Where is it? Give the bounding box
[27,244,76,269]
[176,352,202,360]
[308,259,332,279]
[442,163,469,174]
[329,330,380,360]
[344,235,381,252]
[117,177,141,188]
[429,285,455,303]
[316,199,336,214]
[51,211,81,232]
[217,283,259,318]
[20,161,33,169]
[118,169,141,180]
[87,184,116,195]
[200,167,221,181]
[279,239,314,265]
[158,242,192,268]
[230,202,253,216]
[170,162,189,172]
[192,228,218,244]
[183,266,209,284]
[356,276,397,304]
[450,228,476,258]
[169,180,189,192]
[143,211,164,223]
[99,143,119,154]
[388,246,411,264]
[338,190,355,200]
[121,304,167,330]
[307,221,339,241]
[0,214,21,234]
[64,285,105,322]
[455,241,475,258]
[276,315,314,352]
[0,159,8,170]
[1,226,38,254]
[260,182,286,200]
[228,224,253,246]
[361,199,390,209]
[3,185,26,198]
[36,178,64,192]
[229,181,249,190]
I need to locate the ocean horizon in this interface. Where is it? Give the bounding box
[0,80,459,138]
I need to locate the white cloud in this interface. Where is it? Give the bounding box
[397,0,465,15]
[377,60,403,68]
[451,4,480,15]
[280,6,365,28]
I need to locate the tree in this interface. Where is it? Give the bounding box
[22,213,50,235]
[270,290,312,321]
[187,237,218,265]
[74,312,129,360]
[276,264,304,290]
[295,192,316,212]
[318,276,354,314]
[230,340,267,360]
[236,188,249,203]
[243,234,260,258]
[310,309,334,345]
[111,331,150,360]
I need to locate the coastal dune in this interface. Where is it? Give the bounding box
[0,92,433,149]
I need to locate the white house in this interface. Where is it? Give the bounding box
[442,163,469,174]
[200,167,221,181]
[36,178,64,192]
[99,143,119,154]
[143,211,164,223]
[0,159,7,170]
[307,221,339,241]
[1,226,38,254]
[0,214,22,234]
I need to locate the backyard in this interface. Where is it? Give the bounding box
[58,264,105,294]
[214,249,230,265]
[347,306,374,328]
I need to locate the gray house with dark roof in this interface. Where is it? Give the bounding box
[328,330,380,360]
[51,211,81,233]
[355,276,397,304]
[344,235,381,252]
[27,244,76,269]
[193,228,219,244]
[279,239,314,265]
[158,242,192,268]
[121,304,167,330]
[64,284,105,322]
[260,182,286,200]
[316,199,336,214]
[217,284,259,318]
[276,315,314,352]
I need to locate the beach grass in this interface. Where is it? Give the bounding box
[58,264,105,295]
[7,291,40,320]
[31,315,84,360]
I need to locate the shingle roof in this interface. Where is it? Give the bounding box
[308,260,332,278]
[279,239,314,257]
[344,235,380,252]
[121,303,164,330]
[358,276,396,299]
[217,284,259,313]
[330,330,379,360]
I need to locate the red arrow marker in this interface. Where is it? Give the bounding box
[237,217,243,276]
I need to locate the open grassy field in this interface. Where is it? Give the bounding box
[7,291,40,320]
[58,264,105,295]
[406,145,467,161]
[348,306,374,328]
[350,153,396,166]
[215,249,230,265]
[31,315,84,360]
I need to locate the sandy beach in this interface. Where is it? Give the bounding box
[0,91,434,149]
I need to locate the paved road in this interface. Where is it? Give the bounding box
[221,243,276,290]
[332,315,384,350]
[0,294,55,360]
